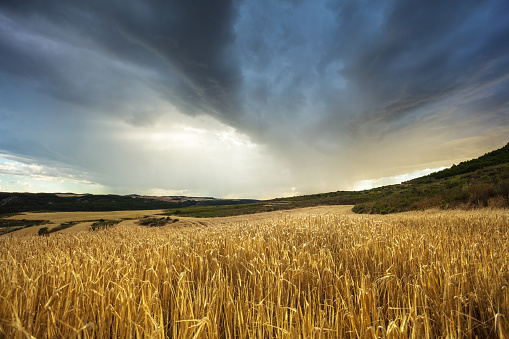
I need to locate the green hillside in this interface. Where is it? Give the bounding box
[353,142,509,213]
[167,142,509,217]
[352,162,509,214]
[420,142,509,180]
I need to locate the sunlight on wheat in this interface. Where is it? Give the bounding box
[0,209,508,338]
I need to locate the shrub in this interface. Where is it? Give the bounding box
[91,220,121,231]
[38,227,49,236]
[138,217,172,227]
[352,204,366,213]
[50,221,78,233]
[468,183,493,207]
[488,196,507,208]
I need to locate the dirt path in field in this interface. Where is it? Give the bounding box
[4,205,355,236]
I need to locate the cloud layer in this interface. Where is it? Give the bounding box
[1,0,509,197]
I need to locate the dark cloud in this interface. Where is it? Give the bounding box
[99,1,241,120]
[0,0,241,120]
[3,0,508,132]
[233,0,509,152]
[344,0,509,124]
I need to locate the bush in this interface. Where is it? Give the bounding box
[38,227,49,236]
[488,196,507,208]
[91,220,121,231]
[50,221,78,233]
[468,183,493,207]
[138,217,172,227]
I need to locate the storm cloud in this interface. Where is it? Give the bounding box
[1,0,508,197]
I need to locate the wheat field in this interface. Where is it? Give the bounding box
[0,208,508,338]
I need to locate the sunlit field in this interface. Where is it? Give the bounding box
[1,208,508,338]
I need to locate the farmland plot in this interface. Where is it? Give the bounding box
[0,208,508,338]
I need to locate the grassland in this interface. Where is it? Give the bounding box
[1,208,508,338]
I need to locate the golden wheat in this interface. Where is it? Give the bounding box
[0,209,508,338]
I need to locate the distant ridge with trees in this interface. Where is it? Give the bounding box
[0,193,257,215]
[2,142,508,216]
[420,142,509,180]
[167,141,509,216]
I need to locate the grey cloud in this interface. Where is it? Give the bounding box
[4,0,508,141]
[0,0,241,121]
[125,110,164,128]
[235,0,509,145]
[97,1,241,120]
[342,0,509,123]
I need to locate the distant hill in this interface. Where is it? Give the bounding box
[167,141,509,217]
[352,141,509,213]
[2,142,508,217]
[414,142,509,181]
[0,193,257,215]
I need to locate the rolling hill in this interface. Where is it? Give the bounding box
[166,141,509,216]
[0,193,257,216]
[2,142,508,217]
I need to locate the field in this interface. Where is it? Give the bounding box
[0,207,508,338]
[2,210,168,236]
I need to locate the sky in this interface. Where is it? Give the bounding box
[1,0,509,199]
